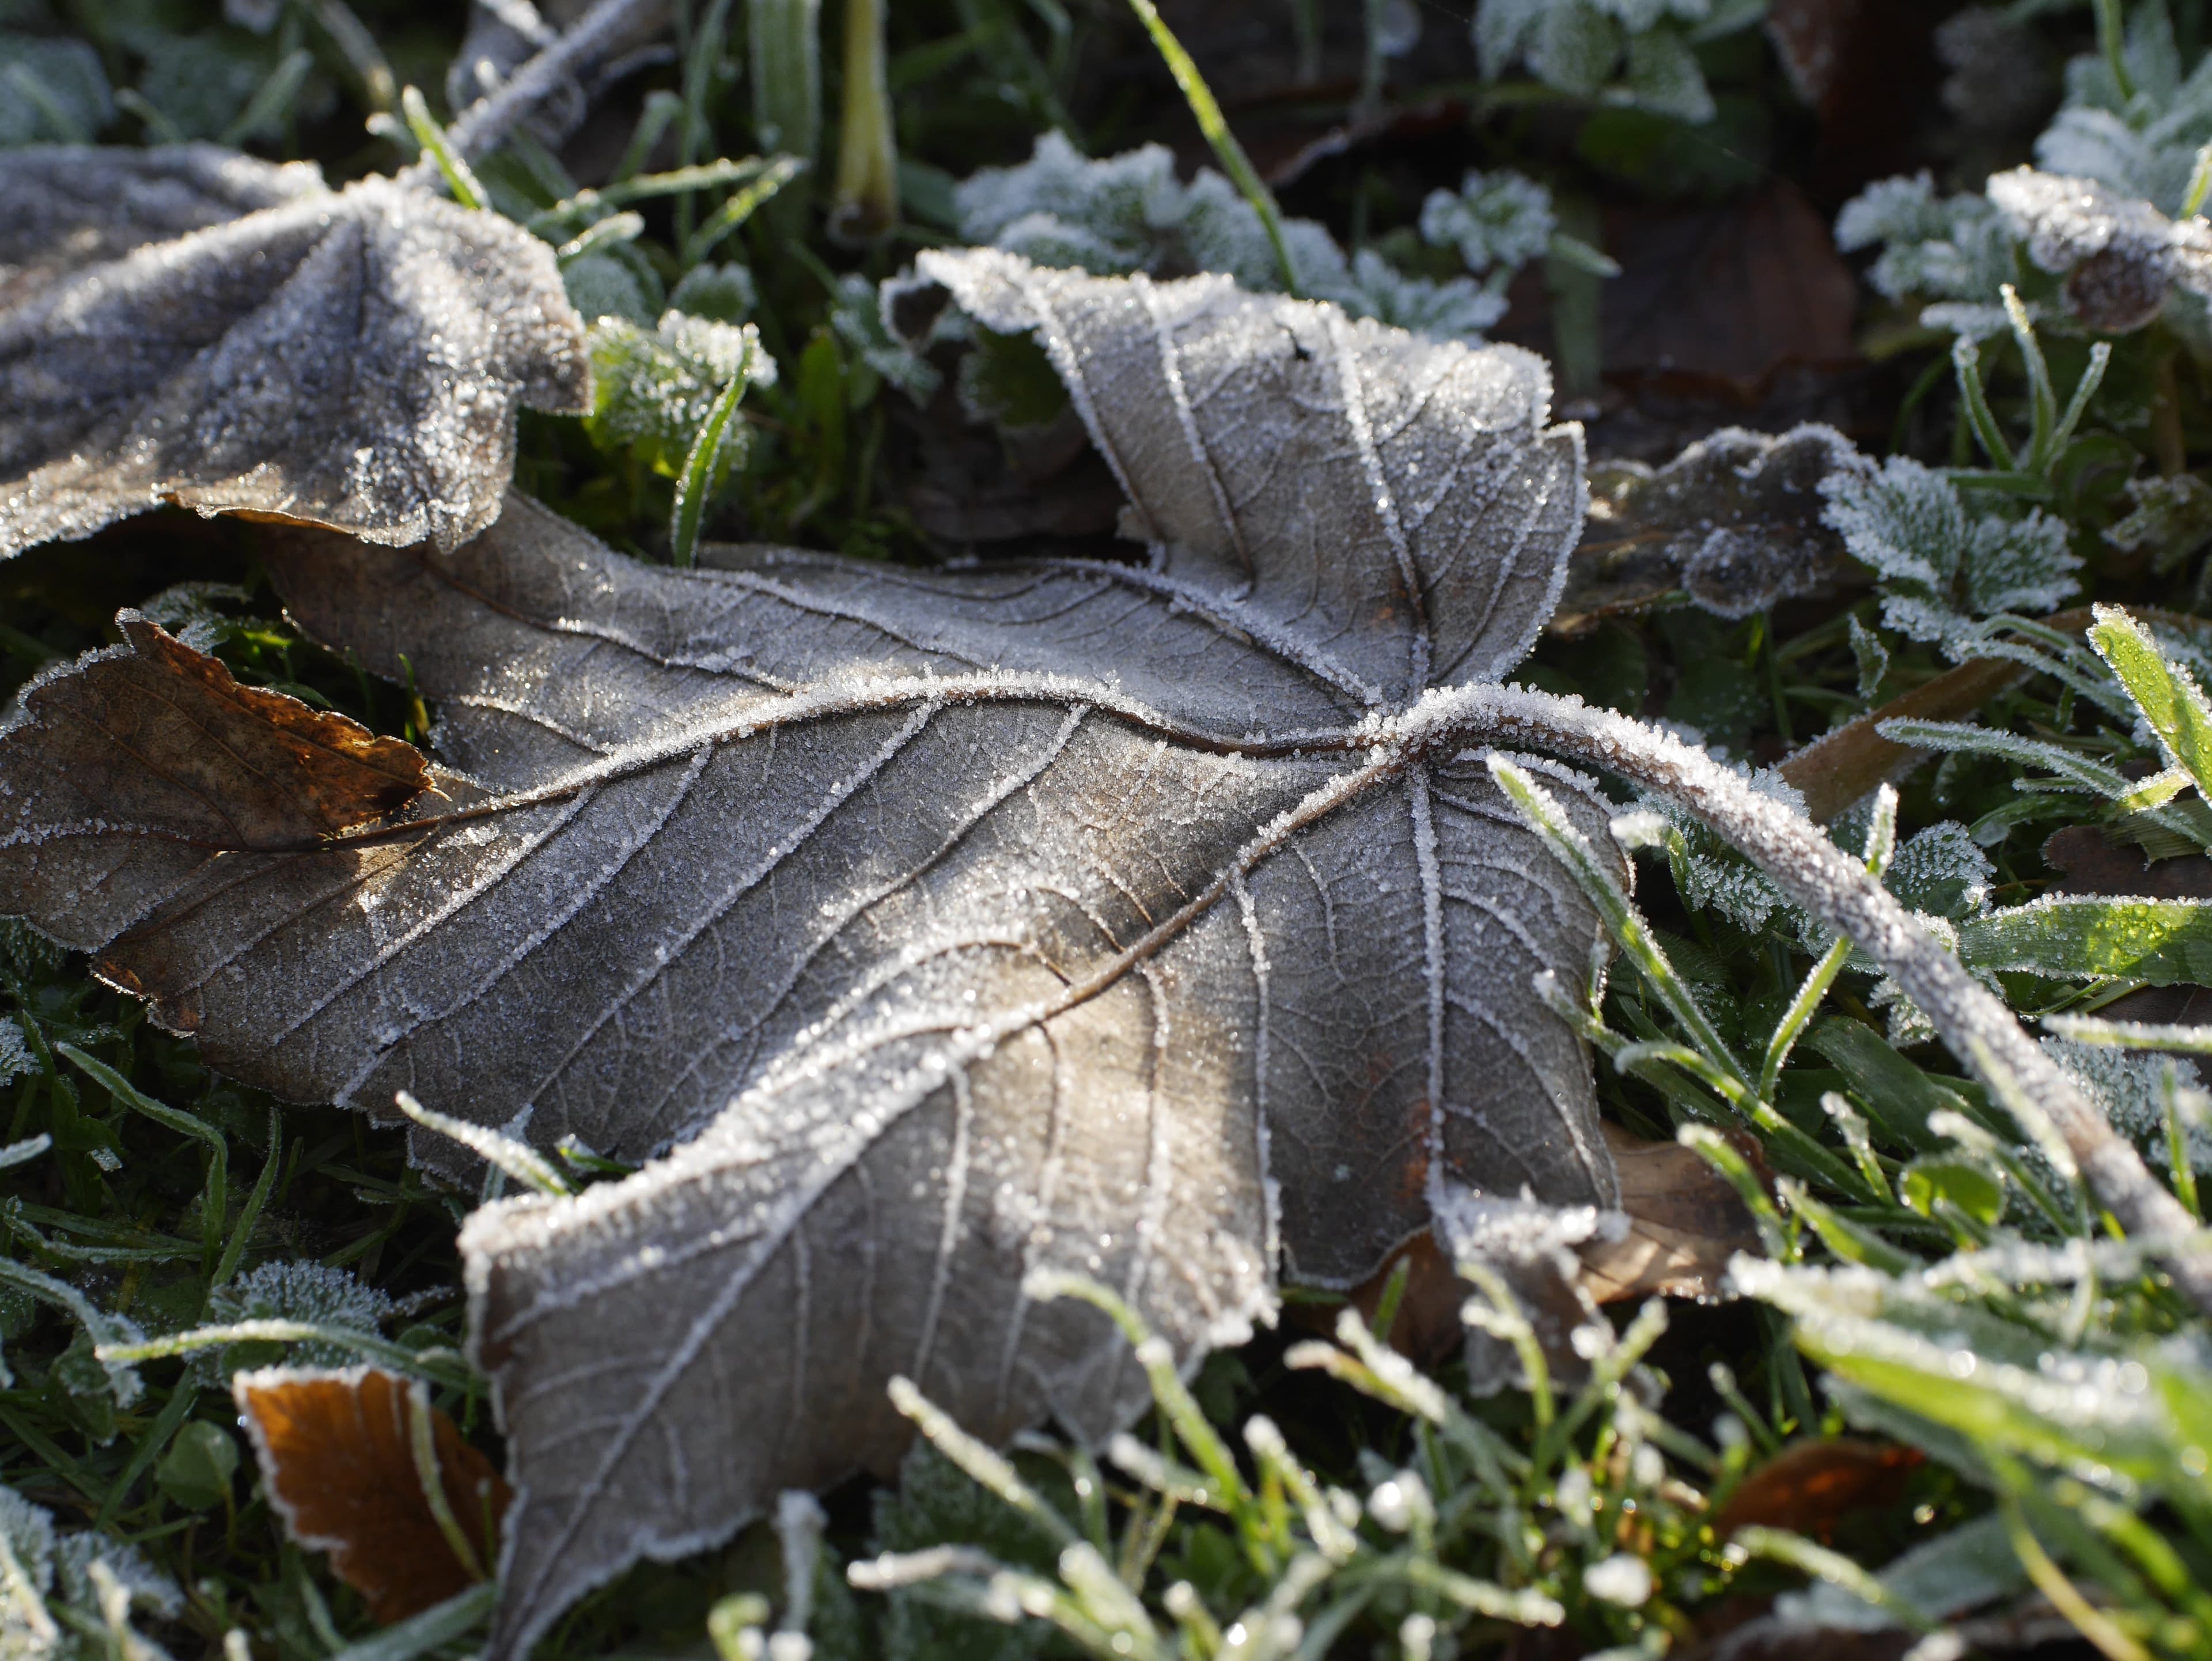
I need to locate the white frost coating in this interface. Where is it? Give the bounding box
[431,0,666,167]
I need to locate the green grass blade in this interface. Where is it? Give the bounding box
[1122,0,1299,297]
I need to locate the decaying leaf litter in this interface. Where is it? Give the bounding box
[7,2,2212,1659]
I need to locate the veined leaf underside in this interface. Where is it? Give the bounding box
[0,253,1607,1656]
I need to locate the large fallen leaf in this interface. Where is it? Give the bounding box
[0,160,590,557]
[234,1365,512,1624]
[0,249,1611,1656]
[0,144,327,309]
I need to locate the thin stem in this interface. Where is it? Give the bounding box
[2094,0,2135,104]
[1760,785,1897,1100]
[1953,336,2016,470]
[1413,683,2212,1315]
[1123,0,1300,297]
[2185,139,2212,218]
[829,0,899,241]
[2005,287,2058,476]
[402,86,489,210]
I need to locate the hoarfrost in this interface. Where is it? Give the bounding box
[1821,455,2079,646]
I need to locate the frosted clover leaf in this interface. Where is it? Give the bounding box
[668,262,759,324]
[950,133,1501,340]
[1858,824,1994,1046]
[2037,6,2212,215]
[562,251,659,327]
[1636,762,1808,934]
[586,313,775,475]
[1833,172,2022,339]
[0,1484,179,1661]
[0,1019,31,1091]
[0,150,590,556]
[831,274,940,403]
[1821,454,2079,646]
[2044,1038,2212,1175]
[1472,0,1752,121]
[1420,169,1556,277]
[0,248,1609,1659]
[953,132,1183,272]
[1884,822,1993,922]
[1339,249,1506,343]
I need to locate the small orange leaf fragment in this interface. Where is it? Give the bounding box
[234,1365,511,1624]
[1715,1437,1923,1540]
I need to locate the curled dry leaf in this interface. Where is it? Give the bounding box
[0,145,326,309]
[1558,424,1865,633]
[0,158,590,558]
[1342,1123,1767,1368]
[0,249,1613,1656]
[233,1366,512,1625]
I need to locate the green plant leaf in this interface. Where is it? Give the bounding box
[2090,604,2212,803]
[1960,895,2212,985]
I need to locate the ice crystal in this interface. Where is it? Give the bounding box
[950,133,1516,343]
[586,313,774,475]
[1584,1552,1654,1608]
[1419,169,1556,275]
[1821,455,2079,645]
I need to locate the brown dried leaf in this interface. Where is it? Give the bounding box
[2,250,1611,1658]
[1713,1437,1923,1539]
[0,611,429,955]
[234,1365,512,1625]
[1575,1123,1767,1304]
[1601,183,1858,402]
[0,163,590,558]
